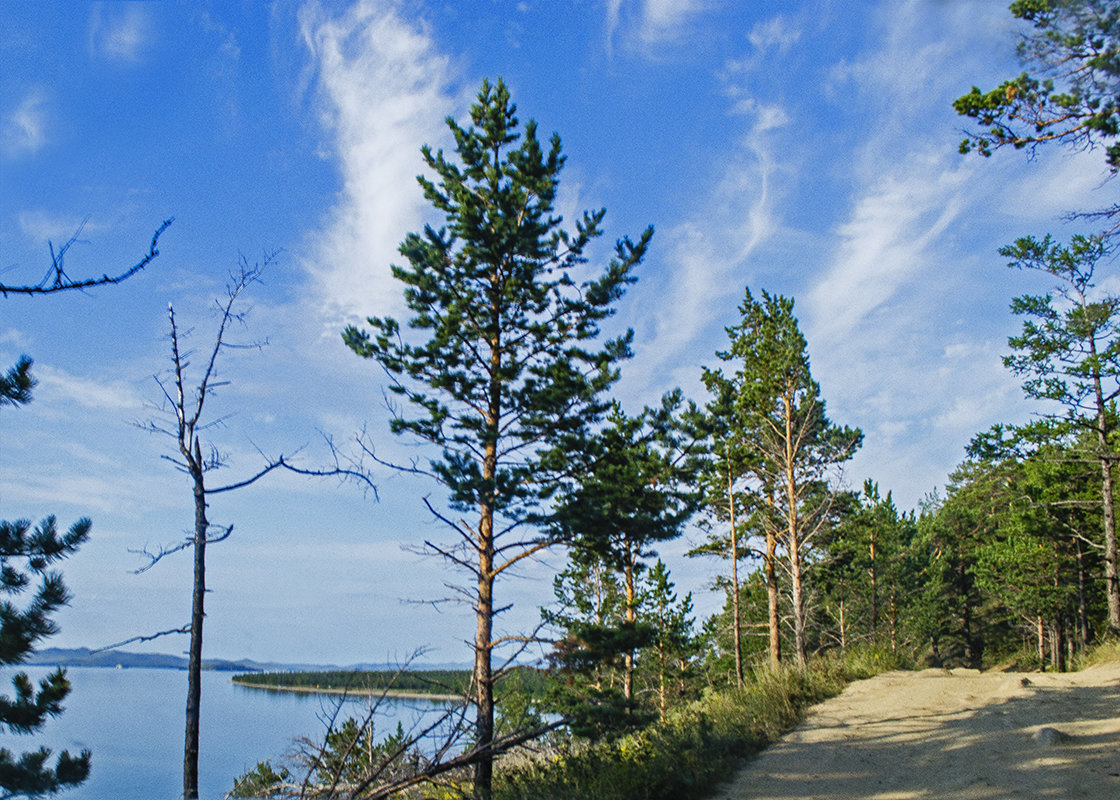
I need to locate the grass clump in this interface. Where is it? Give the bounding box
[494,646,901,800]
[1073,637,1120,669]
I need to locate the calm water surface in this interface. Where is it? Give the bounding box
[0,666,443,800]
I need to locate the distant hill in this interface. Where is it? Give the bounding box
[26,648,266,671]
[23,647,469,673]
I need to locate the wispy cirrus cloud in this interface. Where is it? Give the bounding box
[88,2,153,63]
[33,364,144,412]
[748,14,802,53]
[604,0,709,54]
[298,0,456,330]
[637,0,707,44]
[17,210,108,244]
[2,90,48,158]
[622,99,790,399]
[806,152,970,345]
[798,0,1065,504]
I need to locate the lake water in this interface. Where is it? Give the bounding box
[0,666,446,800]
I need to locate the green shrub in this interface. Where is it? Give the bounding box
[229,760,290,799]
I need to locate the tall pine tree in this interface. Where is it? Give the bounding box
[714,289,862,667]
[1000,233,1120,634]
[343,79,650,800]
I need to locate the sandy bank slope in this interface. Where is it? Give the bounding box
[720,664,1120,800]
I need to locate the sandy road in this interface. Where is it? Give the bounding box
[718,664,1120,800]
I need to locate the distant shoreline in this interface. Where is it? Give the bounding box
[229,678,464,702]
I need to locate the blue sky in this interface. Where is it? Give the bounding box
[0,0,1111,665]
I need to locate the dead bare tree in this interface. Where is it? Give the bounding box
[133,255,375,800]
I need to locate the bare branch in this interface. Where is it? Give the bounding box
[0,217,173,297]
[89,624,191,654]
[129,539,193,573]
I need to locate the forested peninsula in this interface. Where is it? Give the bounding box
[232,670,476,700]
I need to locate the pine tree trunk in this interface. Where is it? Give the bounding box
[789,531,806,668]
[1076,540,1090,647]
[473,553,494,800]
[962,592,978,669]
[889,594,898,652]
[623,547,636,703]
[1100,454,1120,634]
[1093,367,1120,634]
[658,649,667,723]
[1052,619,1066,672]
[1036,615,1045,670]
[728,469,743,688]
[766,526,781,666]
[785,396,807,668]
[869,529,878,637]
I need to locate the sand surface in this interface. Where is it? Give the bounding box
[720,664,1120,800]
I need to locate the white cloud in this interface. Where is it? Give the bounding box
[34,364,144,411]
[604,0,624,51]
[0,471,138,515]
[17,210,108,244]
[0,329,31,348]
[622,105,788,399]
[298,0,456,330]
[604,0,709,53]
[729,96,791,130]
[795,0,1051,507]
[748,15,801,53]
[88,2,153,63]
[806,151,970,344]
[998,148,1111,222]
[638,0,706,43]
[2,90,48,158]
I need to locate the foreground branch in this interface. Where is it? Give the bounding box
[1,217,173,297]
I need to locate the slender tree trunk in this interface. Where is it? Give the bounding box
[789,530,806,667]
[869,529,878,637]
[1052,619,1066,672]
[184,441,206,800]
[728,468,743,688]
[657,645,667,723]
[623,542,636,703]
[473,535,494,800]
[766,526,781,666]
[784,395,807,668]
[838,599,847,651]
[1100,453,1120,633]
[1036,615,1045,670]
[1076,539,1090,648]
[473,319,501,800]
[1093,370,1120,634]
[962,588,978,669]
[1052,568,1067,672]
[889,594,898,652]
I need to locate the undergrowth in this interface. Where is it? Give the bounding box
[493,645,910,800]
[1074,636,1120,669]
